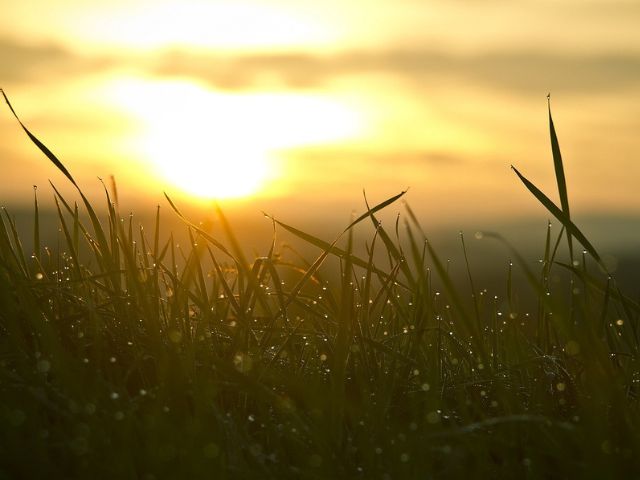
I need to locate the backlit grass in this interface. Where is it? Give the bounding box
[1,90,639,478]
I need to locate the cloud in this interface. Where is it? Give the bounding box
[2,35,639,95]
[0,37,111,84]
[150,48,640,94]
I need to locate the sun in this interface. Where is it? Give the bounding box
[104,78,366,199]
[146,130,270,200]
[135,91,272,200]
[105,80,272,199]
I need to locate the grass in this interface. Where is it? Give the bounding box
[1,90,639,479]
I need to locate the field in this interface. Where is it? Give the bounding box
[1,91,639,478]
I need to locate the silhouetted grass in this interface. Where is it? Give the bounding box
[1,90,639,478]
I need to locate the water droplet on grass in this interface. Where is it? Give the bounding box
[426,411,440,424]
[168,330,182,343]
[37,359,50,373]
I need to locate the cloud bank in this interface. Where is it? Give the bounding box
[2,37,639,95]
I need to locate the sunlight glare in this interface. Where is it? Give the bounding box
[106,78,365,199]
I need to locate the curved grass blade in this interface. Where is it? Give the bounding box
[511,165,601,265]
[2,91,112,264]
[344,189,407,233]
[1,89,77,187]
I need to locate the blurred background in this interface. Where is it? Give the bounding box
[1,0,640,271]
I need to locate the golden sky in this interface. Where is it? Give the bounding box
[2,0,640,227]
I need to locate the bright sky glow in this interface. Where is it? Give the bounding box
[105,78,366,199]
[64,1,337,52]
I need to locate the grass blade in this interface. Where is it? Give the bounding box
[511,165,601,265]
[548,96,574,259]
[1,89,77,186]
[33,186,40,264]
[344,189,407,233]
[163,193,233,259]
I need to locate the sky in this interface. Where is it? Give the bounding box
[1,0,640,232]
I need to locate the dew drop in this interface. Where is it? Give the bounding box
[37,359,51,373]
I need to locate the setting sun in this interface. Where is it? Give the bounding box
[105,78,366,199]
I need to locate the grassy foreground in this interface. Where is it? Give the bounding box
[1,91,639,479]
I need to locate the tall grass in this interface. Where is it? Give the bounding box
[1,90,639,478]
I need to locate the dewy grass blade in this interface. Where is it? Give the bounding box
[265,188,407,281]
[480,231,549,307]
[1,91,113,274]
[268,215,396,283]
[362,192,415,286]
[53,197,82,280]
[511,165,602,265]
[460,231,480,323]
